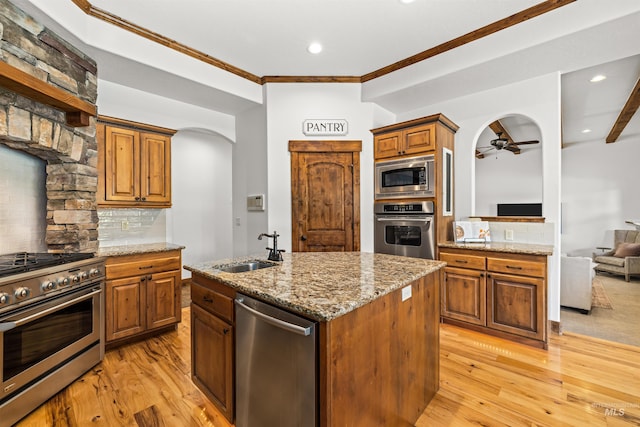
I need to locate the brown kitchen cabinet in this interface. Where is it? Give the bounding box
[97,116,176,207]
[373,123,435,160]
[105,250,182,345]
[190,274,235,422]
[371,114,459,252]
[439,247,547,348]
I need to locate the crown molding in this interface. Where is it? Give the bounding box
[69,0,574,85]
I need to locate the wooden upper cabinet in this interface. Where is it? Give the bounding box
[98,116,175,207]
[373,123,435,160]
[104,126,140,202]
[140,132,171,204]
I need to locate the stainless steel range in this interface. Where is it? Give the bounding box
[0,252,105,427]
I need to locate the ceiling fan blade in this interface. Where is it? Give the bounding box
[503,144,521,154]
[513,140,539,145]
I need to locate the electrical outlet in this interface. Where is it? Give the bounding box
[402,285,412,301]
[121,220,129,231]
[505,229,514,241]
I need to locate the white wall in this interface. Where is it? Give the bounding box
[562,136,640,255]
[261,83,386,254]
[233,103,269,256]
[171,130,233,277]
[397,73,563,322]
[475,124,543,216]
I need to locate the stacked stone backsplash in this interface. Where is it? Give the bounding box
[0,1,98,252]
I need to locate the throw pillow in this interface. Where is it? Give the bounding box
[613,242,640,258]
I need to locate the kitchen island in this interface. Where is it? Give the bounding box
[184,252,445,427]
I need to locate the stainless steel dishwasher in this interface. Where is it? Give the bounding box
[235,293,317,427]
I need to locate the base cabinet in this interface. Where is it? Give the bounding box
[105,250,182,344]
[487,272,544,340]
[440,248,547,348]
[190,275,236,423]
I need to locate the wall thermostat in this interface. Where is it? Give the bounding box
[247,194,265,211]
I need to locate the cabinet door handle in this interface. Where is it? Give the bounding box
[135,197,141,201]
[506,265,523,270]
[203,296,214,303]
[141,276,146,282]
[480,273,484,277]
[141,197,147,201]
[223,328,230,335]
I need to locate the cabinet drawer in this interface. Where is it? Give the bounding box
[440,252,486,270]
[106,251,181,280]
[191,283,233,322]
[487,257,545,278]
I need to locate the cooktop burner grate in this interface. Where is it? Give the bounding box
[0,252,94,278]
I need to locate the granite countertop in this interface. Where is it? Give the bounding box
[97,242,185,257]
[439,241,554,256]
[184,252,445,322]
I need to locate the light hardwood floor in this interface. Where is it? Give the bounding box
[16,306,640,426]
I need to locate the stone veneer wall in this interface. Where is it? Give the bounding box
[0,1,98,252]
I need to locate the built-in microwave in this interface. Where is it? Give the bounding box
[375,154,435,199]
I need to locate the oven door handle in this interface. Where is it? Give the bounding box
[0,287,102,332]
[376,216,432,222]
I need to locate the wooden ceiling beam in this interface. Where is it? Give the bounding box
[606,77,640,143]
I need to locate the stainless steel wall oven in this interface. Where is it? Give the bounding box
[0,253,105,427]
[374,201,435,259]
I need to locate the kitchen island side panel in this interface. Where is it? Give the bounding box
[319,271,440,427]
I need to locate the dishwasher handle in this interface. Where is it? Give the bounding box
[235,298,313,336]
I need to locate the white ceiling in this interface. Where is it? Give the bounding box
[10,0,640,145]
[89,0,543,77]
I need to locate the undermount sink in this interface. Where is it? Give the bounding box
[219,260,277,273]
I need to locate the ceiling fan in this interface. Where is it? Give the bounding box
[475,121,540,159]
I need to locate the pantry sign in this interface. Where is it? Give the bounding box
[302,119,348,136]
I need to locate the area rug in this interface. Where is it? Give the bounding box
[592,278,613,309]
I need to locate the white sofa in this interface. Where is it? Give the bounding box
[560,255,597,314]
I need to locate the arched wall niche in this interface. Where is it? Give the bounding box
[473,114,543,217]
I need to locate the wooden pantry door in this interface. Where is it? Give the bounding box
[289,140,361,252]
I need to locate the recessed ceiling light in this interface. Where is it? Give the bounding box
[582,129,592,133]
[307,42,322,54]
[590,74,607,83]
[400,0,415,4]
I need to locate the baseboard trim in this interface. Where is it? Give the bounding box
[549,320,561,335]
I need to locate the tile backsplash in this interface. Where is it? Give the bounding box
[98,208,166,246]
[0,145,47,253]
[487,221,555,245]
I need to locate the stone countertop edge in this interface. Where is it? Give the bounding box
[184,252,445,322]
[439,241,554,256]
[97,242,185,257]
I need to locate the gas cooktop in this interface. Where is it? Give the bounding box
[0,252,94,279]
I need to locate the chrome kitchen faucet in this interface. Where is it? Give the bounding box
[258,231,285,261]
